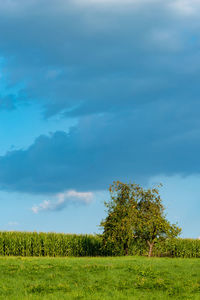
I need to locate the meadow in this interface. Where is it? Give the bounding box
[0,256,199,299]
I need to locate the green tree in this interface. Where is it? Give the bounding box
[100,181,181,257]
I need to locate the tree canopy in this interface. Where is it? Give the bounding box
[100,181,181,256]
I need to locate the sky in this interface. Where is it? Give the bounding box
[0,0,200,238]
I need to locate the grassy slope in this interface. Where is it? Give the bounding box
[0,256,199,299]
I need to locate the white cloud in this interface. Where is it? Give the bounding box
[169,0,200,16]
[7,221,18,226]
[150,29,182,52]
[32,190,94,213]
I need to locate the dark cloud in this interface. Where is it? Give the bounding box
[0,103,200,194]
[0,95,16,110]
[0,0,200,117]
[0,0,200,193]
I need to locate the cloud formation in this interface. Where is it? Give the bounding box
[0,0,200,117]
[0,1,200,194]
[32,190,93,213]
[7,221,18,227]
[0,105,200,194]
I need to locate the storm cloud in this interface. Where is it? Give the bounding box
[0,0,200,194]
[0,0,200,116]
[0,106,199,193]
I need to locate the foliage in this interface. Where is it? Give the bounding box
[0,256,199,299]
[100,181,181,256]
[100,181,139,255]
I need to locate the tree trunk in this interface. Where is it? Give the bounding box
[124,241,129,256]
[148,242,154,257]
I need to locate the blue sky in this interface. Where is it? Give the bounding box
[0,0,199,238]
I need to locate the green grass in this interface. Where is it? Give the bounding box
[0,256,199,299]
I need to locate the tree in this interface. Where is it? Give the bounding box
[100,181,181,257]
[100,181,138,255]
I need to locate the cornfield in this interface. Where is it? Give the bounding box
[0,232,102,257]
[153,238,200,258]
[0,232,199,257]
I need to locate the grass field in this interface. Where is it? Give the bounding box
[0,256,199,299]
